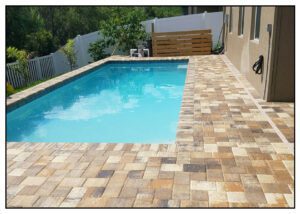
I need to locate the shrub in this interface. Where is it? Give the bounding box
[60,39,77,70]
[88,40,108,61]
[6,47,30,86]
[25,29,55,56]
[6,82,15,97]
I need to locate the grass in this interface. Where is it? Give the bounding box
[7,78,51,97]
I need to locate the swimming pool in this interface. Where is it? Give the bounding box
[7,60,188,143]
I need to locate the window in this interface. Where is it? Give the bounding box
[252,6,261,39]
[229,7,233,33]
[238,7,245,35]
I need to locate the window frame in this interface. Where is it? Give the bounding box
[238,6,245,36]
[229,7,233,33]
[252,6,261,40]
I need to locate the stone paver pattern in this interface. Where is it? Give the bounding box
[6,55,294,207]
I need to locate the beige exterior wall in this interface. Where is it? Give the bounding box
[224,6,276,99]
[224,6,295,101]
[268,7,295,101]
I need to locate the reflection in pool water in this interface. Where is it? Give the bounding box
[7,61,187,143]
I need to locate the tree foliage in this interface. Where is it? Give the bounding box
[25,29,55,56]
[88,40,108,61]
[6,47,30,85]
[144,7,183,18]
[60,39,77,70]
[6,6,185,58]
[99,7,148,55]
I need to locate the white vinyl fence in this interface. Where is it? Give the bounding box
[6,55,56,88]
[6,11,223,88]
[142,11,223,47]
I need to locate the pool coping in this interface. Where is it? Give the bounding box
[6,56,191,146]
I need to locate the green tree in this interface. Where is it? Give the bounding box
[99,7,148,55]
[6,6,184,58]
[60,39,77,70]
[6,47,30,86]
[25,29,55,56]
[6,7,45,50]
[144,6,183,18]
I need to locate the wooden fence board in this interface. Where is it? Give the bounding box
[152,29,211,36]
[152,29,212,57]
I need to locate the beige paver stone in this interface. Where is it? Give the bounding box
[150,179,173,189]
[257,174,276,183]
[264,193,287,205]
[174,172,190,184]
[143,169,159,179]
[8,168,26,176]
[33,196,65,207]
[154,188,172,200]
[35,182,58,196]
[210,201,229,207]
[8,195,39,207]
[101,186,122,197]
[190,190,208,201]
[232,147,248,156]
[67,187,87,199]
[181,200,209,207]
[51,186,72,197]
[190,181,216,191]
[60,198,81,207]
[224,182,244,192]
[209,191,228,202]
[7,185,23,196]
[37,167,55,177]
[284,194,294,207]
[77,197,108,207]
[18,185,40,195]
[59,177,85,187]
[133,199,153,207]
[161,164,183,171]
[173,184,190,200]
[84,178,108,187]
[52,155,69,162]
[124,163,146,170]
[106,198,135,207]
[20,176,47,186]
[120,187,138,198]
[106,156,121,163]
[227,192,248,203]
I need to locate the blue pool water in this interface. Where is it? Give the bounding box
[7,60,188,143]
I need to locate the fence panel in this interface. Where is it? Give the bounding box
[39,55,55,79]
[6,63,24,88]
[152,29,212,57]
[6,55,55,88]
[28,59,41,83]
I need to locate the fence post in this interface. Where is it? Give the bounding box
[35,57,43,80]
[151,22,155,33]
[50,53,58,75]
[75,35,86,68]
[153,18,158,32]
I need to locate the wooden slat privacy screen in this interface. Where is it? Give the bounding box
[152,29,212,57]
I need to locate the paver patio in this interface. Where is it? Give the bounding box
[6,55,294,207]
